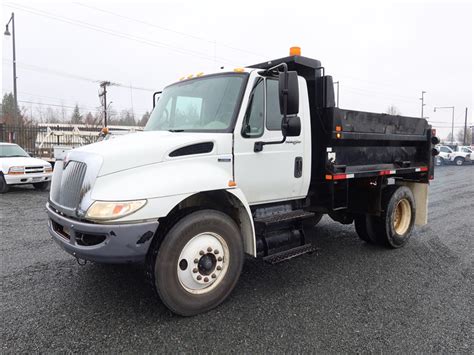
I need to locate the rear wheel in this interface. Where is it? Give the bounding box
[454,157,464,166]
[0,175,9,193]
[33,181,50,191]
[372,186,416,248]
[354,214,377,244]
[149,209,244,316]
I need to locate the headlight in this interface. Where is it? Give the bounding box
[8,166,25,175]
[44,165,53,173]
[85,200,147,221]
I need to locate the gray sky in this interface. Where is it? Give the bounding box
[1,0,472,139]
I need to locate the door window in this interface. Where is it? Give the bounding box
[242,78,264,138]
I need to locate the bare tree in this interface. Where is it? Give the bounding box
[386,105,401,115]
[456,128,472,145]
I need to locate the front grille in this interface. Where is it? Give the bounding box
[51,161,87,210]
[25,166,45,174]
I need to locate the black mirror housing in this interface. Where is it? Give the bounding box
[278,71,299,115]
[282,116,301,137]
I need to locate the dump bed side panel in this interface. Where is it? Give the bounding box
[310,107,433,180]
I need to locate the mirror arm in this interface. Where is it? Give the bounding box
[254,64,290,153]
[254,135,286,153]
[152,91,162,109]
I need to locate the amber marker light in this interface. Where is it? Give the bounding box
[228,180,237,187]
[290,46,301,56]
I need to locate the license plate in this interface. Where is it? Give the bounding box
[32,177,42,182]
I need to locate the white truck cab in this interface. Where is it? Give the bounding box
[47,50,436,315]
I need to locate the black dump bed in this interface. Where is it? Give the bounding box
[311,107,433,182]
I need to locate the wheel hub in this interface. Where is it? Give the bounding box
[177,232,229,294]
[198,253,216,275]
[393,198,411,235]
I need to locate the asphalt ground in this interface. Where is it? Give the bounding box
[1,165,473,352]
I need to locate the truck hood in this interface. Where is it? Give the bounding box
[73,131,232,176]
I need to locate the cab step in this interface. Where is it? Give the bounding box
[254,210,314,226]
[263,243,317,264]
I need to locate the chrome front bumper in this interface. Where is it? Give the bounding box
[46,203,159,263]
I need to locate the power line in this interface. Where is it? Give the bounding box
[4,2,239,66]
[74,2,266,59]
[2,59,156,92]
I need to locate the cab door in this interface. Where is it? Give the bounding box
[233,76,307,205]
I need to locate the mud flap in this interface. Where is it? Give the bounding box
[398,181,428,226]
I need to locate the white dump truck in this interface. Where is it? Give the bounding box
[47,49,438,315]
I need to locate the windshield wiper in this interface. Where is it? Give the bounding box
[4,155,28,157]
[168,129,185,132]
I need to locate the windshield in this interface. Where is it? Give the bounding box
[145,74,247,132]
[0,144,30,158]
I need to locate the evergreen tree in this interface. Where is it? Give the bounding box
[1,93,23,125]
[140,111,150,126]
[70,104,83,124]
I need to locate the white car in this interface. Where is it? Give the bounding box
[435,145,452,165]
[0,142,53,193]
[455,146,473,154]
[436,145,471,166]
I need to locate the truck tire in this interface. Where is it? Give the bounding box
[372,186,416,248]
[354,215,377,244]
[149,209,244,316]
[0,175,9,193]
[454,157,464,166]
[33,181,50,191]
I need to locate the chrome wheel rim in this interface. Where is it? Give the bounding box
[393,198,411,235]
[177,232,229,294]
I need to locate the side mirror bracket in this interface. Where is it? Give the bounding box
[254,64,300,152]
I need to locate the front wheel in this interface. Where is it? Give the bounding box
[435,157,444,166]
[0,175,9,193]
[149,210,244,316]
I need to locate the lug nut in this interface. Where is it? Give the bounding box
[194,258,199,263]
[216,266,222,271]
[218,256,223,262]
[197,275,202,280]
[214,249,219,254]
[212,274,217,279]
[199,250,205,256]
[207,247,212,252]
[204,277,209,282]
[193,268,198,273]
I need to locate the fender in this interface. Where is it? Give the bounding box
[226,188,257,256]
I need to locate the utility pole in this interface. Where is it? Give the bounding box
[463,107,468,145]
[99,81,111,127]
[420,91,426,118]
[4,13,18,123]
[334,81,340,107]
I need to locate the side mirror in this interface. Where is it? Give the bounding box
[278,71,299,116]
[282,116,301,137]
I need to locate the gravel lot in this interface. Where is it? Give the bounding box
[1,165,473,352]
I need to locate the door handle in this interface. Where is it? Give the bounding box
[294,157,303,178]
